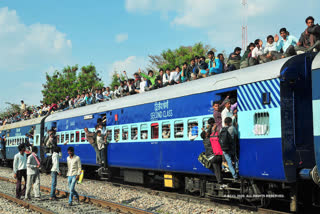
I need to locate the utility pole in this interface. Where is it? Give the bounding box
[242,0,248,50]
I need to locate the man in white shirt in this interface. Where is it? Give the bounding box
[67,147,82,206]
[25,146,41,200]
[221,99,233,128]
[96,130,105,165]
[13,144,27,199]
[250,39,267,66]
[162,68,170,86]
[169,67,181,85]
[50,147,61,200]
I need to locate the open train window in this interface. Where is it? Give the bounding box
[188,119,199,140]
[254,112,269,135]
[162,122,171,139]
[174,121,184,138]
[114,128,120,142]
[131,125,138,140]
[151,123,159,139]
[141,124,148,140]
[122,126,128,141]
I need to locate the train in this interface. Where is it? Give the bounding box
[1,52,320,212]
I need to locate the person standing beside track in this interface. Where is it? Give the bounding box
[13,144,27,199]
[50,146,61,200]
[67,146,81,206]
[25,146,41,200]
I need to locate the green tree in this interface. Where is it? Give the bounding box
[147,42,216,71]
[41,64,104,104]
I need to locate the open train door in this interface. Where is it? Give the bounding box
[312,52,320,187]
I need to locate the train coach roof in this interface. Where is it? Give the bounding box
[312,52,320,70]
[45,56,293,122]
[0,117,43,131]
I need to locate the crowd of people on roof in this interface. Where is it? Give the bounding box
[1,16,319,127]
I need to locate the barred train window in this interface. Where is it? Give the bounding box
[162,122,171,139]
[76,131,80,142]
[61,134,64,144]
[254,112,269,135]
[106,128,112,142]
[131,125,138,140]
[122,126,128,141]
[81,131,86,142]
[188,120,199,139]
[151,123,159,139]
[174,121,184,138]
[114,128,120,142]
[70,133,75,143]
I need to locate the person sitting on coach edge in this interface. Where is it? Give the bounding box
[275,28,299,58]
[227,47,242,71]
[295,16,320,53]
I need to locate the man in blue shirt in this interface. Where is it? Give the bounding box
[207,51,223,75]
[275,28,298,57]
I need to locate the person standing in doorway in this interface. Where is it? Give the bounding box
[67,147,81,206]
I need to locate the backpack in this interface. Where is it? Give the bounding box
[41,156,53,173]
[219,127,233,152]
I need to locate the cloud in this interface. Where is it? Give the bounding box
[115,33,128,43]
[104,56,149,83]
[0,7,72,72]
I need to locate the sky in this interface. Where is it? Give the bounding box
[0,0,319,110]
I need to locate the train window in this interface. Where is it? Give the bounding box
[174,121,184,138]
[61,133,65,144]
[114,128,120,142]
[81,131,86,143]
[188,120,199,140]
[106,128,112,142]
[75,131,80,142]
[131,126,138,140]
[254,112,270,135]
[65,133,69,142]
[122,126,128,141]
[151,123,159,139]
[141,124,148,140]
[35,135,40,146]
[202,117,211,129]
[162,122,171,139]
[70,133,75,143]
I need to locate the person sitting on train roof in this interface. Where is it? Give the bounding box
[104,87,113,100]
[249,39,268,66]
[133,72,141,91]
[264,35,282,61]
[155,70,164,89]
[227,47,242,71]
[198,56,209,77]
[162,68,170,86]
[217,54,227,72]
[274,28,298,58]
[188,58,199,77]
[96,89,104,102]
[138,68,157,89]
[208,51,224,75]
[180,62,190,83]
[296,16,320,53]
[169,66,181,85]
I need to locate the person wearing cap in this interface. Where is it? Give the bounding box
[207,51,223,75]
[227,47,242,71]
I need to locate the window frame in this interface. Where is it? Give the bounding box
[174,120,184,139]
[130,125,138,141]
[253,112,270,136]
[188,119,199,139]
[140,124,148,140]
[161,121,171,140]
[122,126,129,141]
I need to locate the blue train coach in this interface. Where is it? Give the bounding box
[1,52,320,210]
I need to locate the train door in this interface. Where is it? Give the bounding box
[312,52,320,184]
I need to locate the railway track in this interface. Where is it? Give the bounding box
[0,176,154,214]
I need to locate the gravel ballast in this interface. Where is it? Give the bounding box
[0,167,255,214]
